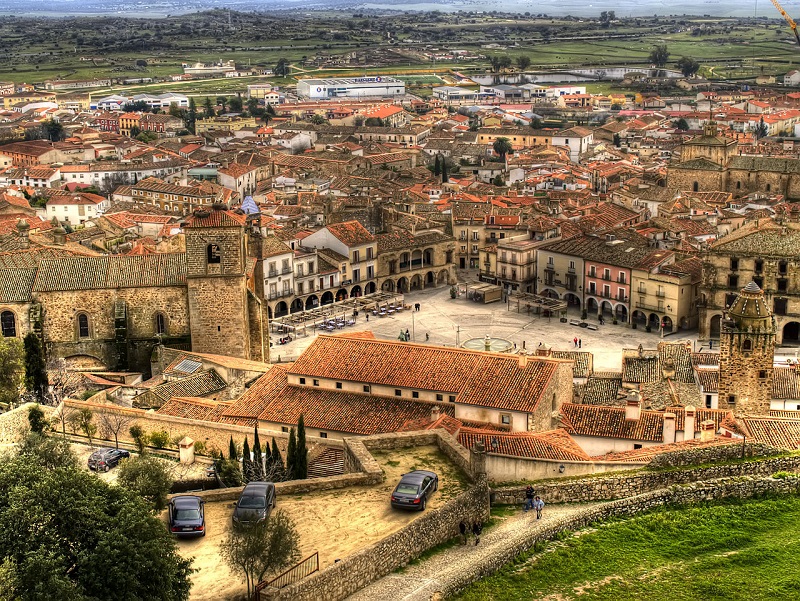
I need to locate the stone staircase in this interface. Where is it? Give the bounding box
[307,447,345,479]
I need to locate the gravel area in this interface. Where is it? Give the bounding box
[346,501,601,601]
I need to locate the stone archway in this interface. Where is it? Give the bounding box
[382,279,395,292]
[541,288,560,299]
[710,314,722,338]
[564,293,581,308]
[410,274,423,290]
[336,289,348,301]
[398,277,409,293]
[305,295,319,310]
[291,298,304,313]
[632,310,647,326]
[351,285,362,298]
[649,313,660,329]
[365,281,376,294]
[437,269,449,285]
[615,305,628,322]
[425,271,435,287]
[321,291,334,305]
[600,301,613,316]
[662,315,673,332]
[275,301,288,317]
[784,321,800,345]
[587,297,598,315]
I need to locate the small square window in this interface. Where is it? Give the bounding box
[281,426,289,433]
[436,394,443,401]
[313,379,319,387]
[501,414,511,425]
[634,444,643,450]
[759,370,767,379]
[363,385,371,393]
[449,395,456,403]
[412,391,419,399]
[395,389,402,397]
[728,395,736,405]
[299,377,306,385]
[336,382,343,389]
[319,432,328,439]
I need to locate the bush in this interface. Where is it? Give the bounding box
[27,404,47,434]
[129,425,147,453]
[117,455,174,511]
[217,458,243,487]
[148,429,170,449]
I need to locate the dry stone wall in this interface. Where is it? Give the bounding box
[492,455,800,505]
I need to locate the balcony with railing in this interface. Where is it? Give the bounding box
[268,290,294,300]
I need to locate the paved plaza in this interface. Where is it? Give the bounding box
[272,284,701,371]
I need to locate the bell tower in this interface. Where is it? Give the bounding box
[718,281,775,416]
[184,205,253,359]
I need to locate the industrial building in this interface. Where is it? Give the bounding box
[297,77,406,99]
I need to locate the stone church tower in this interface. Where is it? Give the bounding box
[718,281,775,416]
[184,206,256,360]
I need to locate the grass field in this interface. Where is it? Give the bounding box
[455,495,800,601]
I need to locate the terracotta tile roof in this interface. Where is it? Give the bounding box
[287,334,564,413]
[550,350,592,378]
[324,220,374,247]
[742,417,800,449]
[622,349,661,384]
[155,397,231,421]
[0,267,36,302]
[184,209,247,228]
[592,436,738,463]
[458,427,591,461]
[692,352,719,367]
[772,367,800,400]
[33,253,186,291]
[134,369,227,408]
[220,365,291,422]
[580,374,624,405]
[397,413,463,435]
[769,409,800,419]
[694,368,719,393]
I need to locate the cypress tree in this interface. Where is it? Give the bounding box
[242,437,252,483]
[295,415,308,480]
[442,160,449,183]
[433,154,441,176]
[228,436,237,461]
[286,428,296,480]
[270,438,284,481]
[23,333,48,403]
[252,426,263,481]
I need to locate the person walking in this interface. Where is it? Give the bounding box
[405,328,410,341]
[472,520,483,546]
[533,496,545,520]
[366,313,369,322]
[573,336,578,348]
[459,520,468,545]
[523,484,534,512]
[578,338,582,348]
[425,332,430,341]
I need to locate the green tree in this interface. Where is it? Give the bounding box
[229,435,237,461]
[364,117,384,127]
[433,154,441,177]
[186,98,197,134]
[76,407,96,447]
[649,44,670,67]
[116,454,174,512]
[242,437,253,483]
[309,115,328,125]
[129,125,141,138]
[203,96,215,117]
[18,432,78,470]
[295,415,308,480]
[493,174,505,187]
[531,117,543,129]
[442,159,449,183]
[675,118,689,131]
[755,116,769,139]
[217,458,243,488]
[269,438,284,480]
[129,424,147,453]
[0,337,23,407]
[253,426,264,481]
[676,56,700,78]
[493,136,513,159]
[23,333,47,404]
[0,452,192,600]
[275,58,290,77]
[27,404,46,434]
[516,56,531,71]
[228,96,243,113]
[286,428,296,480]
[220,510,300,598]
[613,133,622,147]
[42,119,66,142]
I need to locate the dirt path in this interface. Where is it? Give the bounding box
[346,502,601,601]
[174,445,468,601]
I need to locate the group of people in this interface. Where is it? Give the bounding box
[458,520,483,546]
[572,337,582,348]
[524,485,545,519]
[276,335,293,345]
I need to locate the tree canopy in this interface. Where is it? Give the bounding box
[0,337,23,407]
[649,45,670,68]
[493,137,513,159]
[676,56,700,78]
[0,442,192,600]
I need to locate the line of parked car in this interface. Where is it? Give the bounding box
[166,470,439,538]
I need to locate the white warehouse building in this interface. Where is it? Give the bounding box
[297,77,406,99]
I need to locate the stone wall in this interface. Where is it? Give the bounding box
[487,454,643,483]
[492,455,800,506]
[647,442,784,469]
[437,474,800,599]
[0,402,54,444]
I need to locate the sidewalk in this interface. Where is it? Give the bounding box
[346,501,600,601]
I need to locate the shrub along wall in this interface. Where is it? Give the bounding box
[647,442,784,469]
[492,455,800,506]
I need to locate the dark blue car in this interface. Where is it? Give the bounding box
[390,470,438,511]
[168,495,206,537]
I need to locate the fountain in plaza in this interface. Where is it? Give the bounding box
[461,334,514,353]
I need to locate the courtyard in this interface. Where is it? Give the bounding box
[274,284,701,372]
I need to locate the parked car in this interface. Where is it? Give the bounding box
[168,495,206,537]
[390,470,438,511]
[232,482,276,527]
[87,447,130,472]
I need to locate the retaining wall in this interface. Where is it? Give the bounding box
[492,455,800,505]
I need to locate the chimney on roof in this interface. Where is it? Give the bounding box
[52,225,66,246]
[700,419,716,442]
[625,390,641,421]
[16,218,29,249]
[430,406,441,423]
[661,357,676,380]
[518,353,528,369]
[663,412,676,444]
[684,405,696,441]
